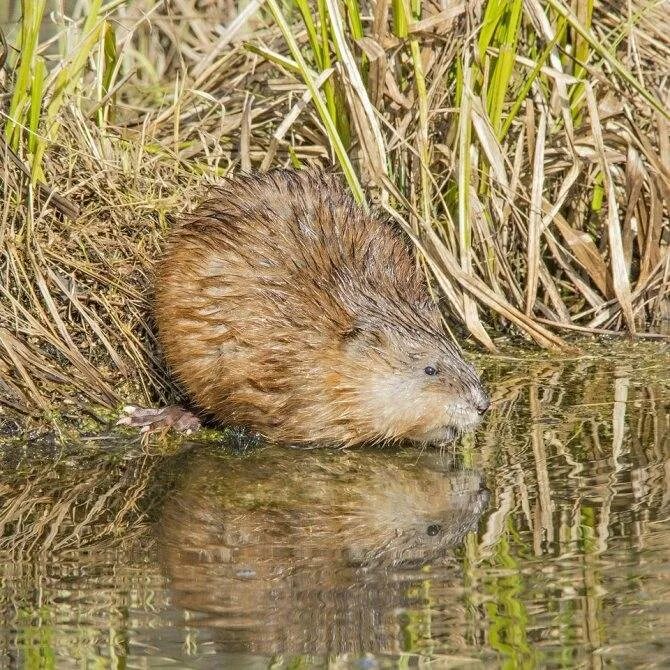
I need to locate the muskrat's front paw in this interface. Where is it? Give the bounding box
[117,405,201,435]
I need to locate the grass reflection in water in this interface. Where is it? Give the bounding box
[0,343,668,668]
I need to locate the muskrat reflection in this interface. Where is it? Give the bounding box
[157,447,489,655]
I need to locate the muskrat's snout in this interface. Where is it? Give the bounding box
[469,378,491,416]
[448,358,490,422]
[366,351,491,445]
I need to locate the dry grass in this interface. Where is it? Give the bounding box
[0,0,668,422]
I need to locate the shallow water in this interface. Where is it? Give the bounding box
[0,342,669,668]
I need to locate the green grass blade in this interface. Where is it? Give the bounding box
[316,0,341,137]
[342,0,364,40]
[5,0,47,149]
[31,0,105,184]
[546,0,670,119]
[28,57,46,158]
[293,0,323,67]
[323,0,387,177]
[244,43,305,77]
[499,17,566,139]
[486,0,523,135]
[266,0,365,204]
[478,0,506,62]
[391,0,408,38]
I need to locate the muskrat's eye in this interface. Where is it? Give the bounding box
[426,524,441,536]
[424,365,438,376]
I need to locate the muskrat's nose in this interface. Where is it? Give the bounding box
[475,397,490,415]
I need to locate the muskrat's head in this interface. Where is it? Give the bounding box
[334,298,490,445]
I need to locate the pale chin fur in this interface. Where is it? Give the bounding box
[445,403,484,430]
[409,405,483,444]
[359,375,484,445]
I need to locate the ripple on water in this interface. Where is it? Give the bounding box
[0,342,668,668]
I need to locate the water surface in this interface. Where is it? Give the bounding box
[1,342,669,668]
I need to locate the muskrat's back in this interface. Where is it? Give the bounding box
[155,169,489,446]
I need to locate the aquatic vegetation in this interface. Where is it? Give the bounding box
[0,1,668,419]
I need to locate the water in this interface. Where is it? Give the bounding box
[0,342,668,668]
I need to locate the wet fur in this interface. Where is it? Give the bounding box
[155,169,487,446]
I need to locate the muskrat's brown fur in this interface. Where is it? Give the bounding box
[155,169,489,446]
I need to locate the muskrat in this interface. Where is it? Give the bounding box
[157,446,490,654]
[123,169,489,445]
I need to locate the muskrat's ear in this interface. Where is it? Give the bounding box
[341,325,384,349]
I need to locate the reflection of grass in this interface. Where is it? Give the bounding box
[0,347,667,664]
[0,1,669,420]
[470,343,669,667]
[484,523,538,670]
[0,443,176,667]
[0,443,166,556]
[399,578,435,657]
[458,357,642,668]
[9,577,136,668]
[579,506,605,658]
[17,608,56,670]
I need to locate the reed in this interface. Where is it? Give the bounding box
[0,0,668,417]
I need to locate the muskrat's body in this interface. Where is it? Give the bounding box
[155,169,488,446]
